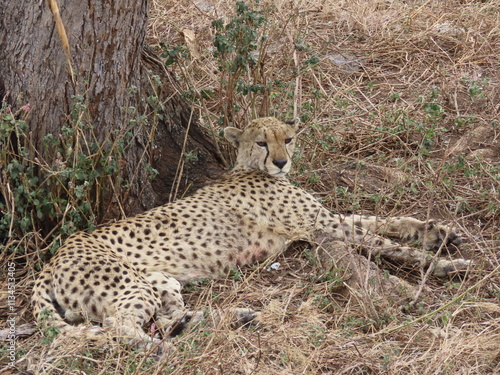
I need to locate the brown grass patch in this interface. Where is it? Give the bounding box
[2,0,499,373]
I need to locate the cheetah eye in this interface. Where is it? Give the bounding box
[256,141,267,147]
[285,138,293,144]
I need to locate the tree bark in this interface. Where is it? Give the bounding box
[0,0,224,219]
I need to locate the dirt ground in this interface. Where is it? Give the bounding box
[1,0,499,374]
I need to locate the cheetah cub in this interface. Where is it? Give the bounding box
[32,117,470,353]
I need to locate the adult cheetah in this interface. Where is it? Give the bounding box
[31,117,470,351]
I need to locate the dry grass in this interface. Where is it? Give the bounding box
[2,0,499,374]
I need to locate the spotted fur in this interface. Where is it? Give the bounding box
[31,117,470,352]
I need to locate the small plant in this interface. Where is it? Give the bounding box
[228,268,243,281]
[308,172,320,184]
[462,76,491,100]
[422,86,444,119]
[160,43,189,66]
[37,309,61,344]
[212,0,269,125]
[0,96,137,257]
[303,323,326,346]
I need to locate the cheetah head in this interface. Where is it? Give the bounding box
[224,117,299,177]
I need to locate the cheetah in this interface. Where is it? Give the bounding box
[31,117,470,352]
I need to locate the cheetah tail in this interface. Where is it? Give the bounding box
[31,267,72,332]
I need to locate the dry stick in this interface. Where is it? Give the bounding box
[170,108,195,202]
[411,164,454,303]
[411,230,448,305]
[46,0,74,83]
[248,332,262,375]
[376,261,500,336]
[6,182,15,239]
[106,175,126,219]
[286,29,300,119]
[411,147,466,303]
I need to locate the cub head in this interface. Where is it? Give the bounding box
[224,117,299,177]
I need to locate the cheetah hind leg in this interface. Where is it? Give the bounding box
[144,272,260,337]
[102,314,171,357]
[98,272,184,356]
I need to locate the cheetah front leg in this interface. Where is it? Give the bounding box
[319,222,471,277]
[342,215,462,251]
[366,243,472,277]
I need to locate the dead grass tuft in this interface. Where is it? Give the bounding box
[2,0,499,373]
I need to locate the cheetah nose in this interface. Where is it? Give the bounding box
[273,159,288,169]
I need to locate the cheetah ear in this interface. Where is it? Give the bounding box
[284,117,300,132]
[224,127,243,147]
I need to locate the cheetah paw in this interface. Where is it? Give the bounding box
[432,258,473,278]
[232,308,261,329]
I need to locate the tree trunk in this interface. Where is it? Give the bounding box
[0,0,224,222]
